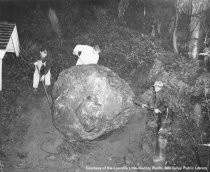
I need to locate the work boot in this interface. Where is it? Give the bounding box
[153,135,167,166]
[153,154,165,166]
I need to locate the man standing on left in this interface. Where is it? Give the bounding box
[33,46,53,93]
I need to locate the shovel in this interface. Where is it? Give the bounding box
[35,65,52,108]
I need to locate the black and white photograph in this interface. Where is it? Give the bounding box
[0,0,210,171]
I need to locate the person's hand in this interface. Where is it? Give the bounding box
[73,50,77,55]
[154,109,161,113]
[73,50,82,56]
[34,61,38,66]
[30,61,35,65]
[141,104,148,108]
[40,75,45,81]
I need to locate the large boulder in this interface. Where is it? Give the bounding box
[52,65,135,141]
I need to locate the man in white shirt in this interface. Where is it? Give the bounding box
[73,45,101,65]
[33,47,52,93]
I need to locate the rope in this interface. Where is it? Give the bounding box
[42,81,52,108]
[35,65,52,108]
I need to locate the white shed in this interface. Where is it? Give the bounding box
[0,22,20,91]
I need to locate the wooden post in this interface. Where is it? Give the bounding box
[0,58,2,91]
[0,91,2,117]
[0,58,2,116]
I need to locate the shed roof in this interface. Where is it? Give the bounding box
[0,22,19,59]
[0,22,20,91]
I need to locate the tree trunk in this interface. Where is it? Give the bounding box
[188,0,207,59]
[48,8,62,39]
[173,8,179,54]
[157,20,161,35]
[188,15,204,59]
[176,0,208,59]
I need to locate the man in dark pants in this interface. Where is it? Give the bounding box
[134,81,172,165]
[33,46,53,93]
[152,81,172,165]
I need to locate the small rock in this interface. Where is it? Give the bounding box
[147,120,157,128]
[193,103,202,127]
[46,155,56,161]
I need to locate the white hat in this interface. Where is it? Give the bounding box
[154,81,164,88]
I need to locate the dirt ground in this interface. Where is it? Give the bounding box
[1,87,157,172]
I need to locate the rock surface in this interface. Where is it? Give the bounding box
[52,65,135,140]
